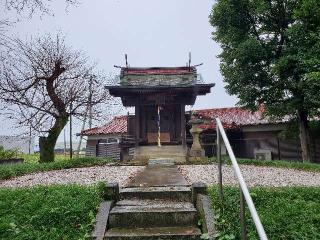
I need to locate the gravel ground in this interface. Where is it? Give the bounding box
[179,164,320,187]
[1,164,320,188]
[0,165,145,188]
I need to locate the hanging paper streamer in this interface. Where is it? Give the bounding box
[157,105,161,147]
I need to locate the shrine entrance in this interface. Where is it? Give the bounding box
[146,106,171,144]
[142,105,181,145]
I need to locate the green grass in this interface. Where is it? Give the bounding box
[209,186,320,240]
[18,153,76,164]
[209,157,320,172]
[0,157,114,180]
[0,184,104,240]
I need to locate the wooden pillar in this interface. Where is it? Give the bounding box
[135,105,140,147]
[181,104,186,148]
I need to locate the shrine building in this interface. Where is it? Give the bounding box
[106,65,214,163]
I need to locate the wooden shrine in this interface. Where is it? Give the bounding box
[106,65,214,162]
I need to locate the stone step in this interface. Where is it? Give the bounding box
[148,158,175,166]
[134,146,187,163]
[120,186,192,202]
[137,145,186,153]
[108,200,198,228]
[104,226,201,240]
[138,153,186,158]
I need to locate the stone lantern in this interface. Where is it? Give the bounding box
[188,112,205,159]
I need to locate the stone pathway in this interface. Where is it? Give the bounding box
[127,165,188,187]
[179,164,320,187]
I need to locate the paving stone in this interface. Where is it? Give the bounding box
[127,165,189,187]
[148,158,175,166]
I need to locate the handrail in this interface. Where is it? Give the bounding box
[216,118,268,240]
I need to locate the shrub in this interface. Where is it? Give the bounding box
[0,157,114,180]
[0,146,18,160]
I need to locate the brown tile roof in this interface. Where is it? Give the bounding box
[193,107,269,130]
[81,107,284,136]
[81,116,127,136]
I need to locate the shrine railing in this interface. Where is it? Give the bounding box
[216,118,268,240]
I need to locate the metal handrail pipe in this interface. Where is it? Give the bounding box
[216,118,268,240]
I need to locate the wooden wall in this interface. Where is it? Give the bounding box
[85,139,121,160]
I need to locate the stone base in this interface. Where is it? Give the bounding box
[187,156,208,163]
[134,145,187,164]
[188,149,205,157]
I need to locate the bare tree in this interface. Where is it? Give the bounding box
[0,0,78,50]
[0,34,113,162]
[2,0,78,15]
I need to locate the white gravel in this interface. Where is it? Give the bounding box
[0,165,144,188]
[179,164,320,187]
[1,164,319,188]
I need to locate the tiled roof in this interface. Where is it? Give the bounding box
[118,66,199,87]
[81,107,284,136]
[121,66,196,75]
[81,116,127,136]
[193,107,275,130]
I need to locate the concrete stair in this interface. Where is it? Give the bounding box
[119,186,192,202]
[102,162,204,240]
[109,200,197,228]
[105,226,201,240]
[105,186,202,239]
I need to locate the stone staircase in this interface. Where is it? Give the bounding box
[104,185,202,239]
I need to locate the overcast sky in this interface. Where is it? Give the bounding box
[0,0,237,141]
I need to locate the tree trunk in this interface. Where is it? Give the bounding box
[39,116,69,163]
[297,109,314,162]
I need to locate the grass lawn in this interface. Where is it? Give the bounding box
[0,157,114,180]
[18,153,73,164]
[0,184,104,240]
[209,186,320,240]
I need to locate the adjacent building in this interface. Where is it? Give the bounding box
[81,116,127,160]
[81,106,320,163]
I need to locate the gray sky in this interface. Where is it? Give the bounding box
[0,0,237,141]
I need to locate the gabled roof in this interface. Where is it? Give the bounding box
[81,116,127,136]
